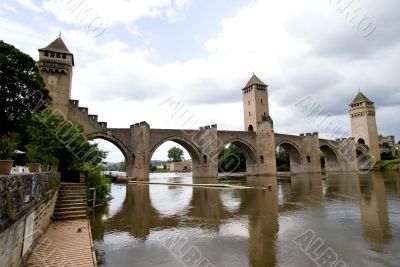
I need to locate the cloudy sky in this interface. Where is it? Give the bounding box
[1,0,399,162]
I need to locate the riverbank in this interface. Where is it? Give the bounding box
[375,158,400,171]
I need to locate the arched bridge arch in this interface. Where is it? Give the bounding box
[86,132,129,163]
[275,139,304,173]
[275,133,322,174]
[319,143,340,172]
[216,138,258,164]
[149,135,202,165]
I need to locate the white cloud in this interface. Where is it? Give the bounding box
[61,0,399,144]
[42,0,190,32]
[0,2,18,13]
[11,0,41,12]
[3,0,400,161]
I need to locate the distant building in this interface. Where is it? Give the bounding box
[395,142,400,157]
[169,160,192,172]
[379,135,396,156]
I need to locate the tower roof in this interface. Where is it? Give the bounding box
[39,36,74,65]
[39,36,72,54]
[245,74,266,87]
[350,91,373,105]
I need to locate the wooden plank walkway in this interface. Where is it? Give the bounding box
[26,219,96,267]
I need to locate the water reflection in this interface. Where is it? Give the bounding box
[105,184,179,238]
[359,172,392,246]
[245,176,278,267]
[91,172,400,267]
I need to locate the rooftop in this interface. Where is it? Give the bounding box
[39,35,74,65]
[245,74,267,88]
[350,91,373,105]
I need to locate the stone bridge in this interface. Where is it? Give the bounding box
[67,100,362,180]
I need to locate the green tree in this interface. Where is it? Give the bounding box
[276,146,290,171]
[118,160,126,172]
[0,41,51,137]
[218,144,246,173]
[26,111,106,170]
[149,164,158,172]
[167,146,184,162]
[83,163,111,205]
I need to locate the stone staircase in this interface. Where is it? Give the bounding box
[53,183,87,220]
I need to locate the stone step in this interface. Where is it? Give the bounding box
[58,191,87,197]
[53,210,87,220]
[54,206,87,212]
[55,202,86,209]
[56,199,87,205]
[60,183,86,189]
[61,182,85,185]
[60,186,86,191]
[53,213,87,220]
[57,195,87,201]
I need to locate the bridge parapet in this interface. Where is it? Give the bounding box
[67,99,109,136]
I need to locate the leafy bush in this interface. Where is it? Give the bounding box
[381,152,395,160]
[26,111,106,168]
[83,164,111,205]
[0,135,17,160]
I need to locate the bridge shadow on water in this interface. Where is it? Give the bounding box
[91,171,400,267]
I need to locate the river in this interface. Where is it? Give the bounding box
[90,171,400,267]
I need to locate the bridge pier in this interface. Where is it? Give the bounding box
[253,121,277,175]
[129,122,151,180]
[193,126,219,178]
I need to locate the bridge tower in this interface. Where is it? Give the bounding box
[242,74,276,175]
[349,91,381,161]
[38,35,74,115]
[242,74,273,133]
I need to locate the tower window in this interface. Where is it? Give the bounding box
[260,156,264,164]
[249,111,251,117]
[307,156,311,164]
[261,99,263,104]
[62,54,66,59]
[248,101,250,106]
[44,52,49,57]
[56,53,60,58]
[50,53,54,57]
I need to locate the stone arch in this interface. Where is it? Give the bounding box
[356,145,375,172]
[149,136,202,165]
[86,132,129,162]
[217,138,258,165]
[357,138,366,145]
[320,144,340,171]
[275,140,303,167]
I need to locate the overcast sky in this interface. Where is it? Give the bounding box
[1,0,399,162]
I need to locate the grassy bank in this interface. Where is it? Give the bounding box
[375,157,400,171]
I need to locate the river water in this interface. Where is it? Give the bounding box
[91,172,400,267]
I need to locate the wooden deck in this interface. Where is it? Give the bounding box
[26,219,96,267]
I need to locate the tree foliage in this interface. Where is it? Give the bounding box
[218,144,246,173]
[26,111,107,169]
[0,41,51,137]
[168,146,184,162]
[83,163,111,204]
[276,146,290,171]
[0,134,18,160]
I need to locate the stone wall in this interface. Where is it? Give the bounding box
[0,172,60,267]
